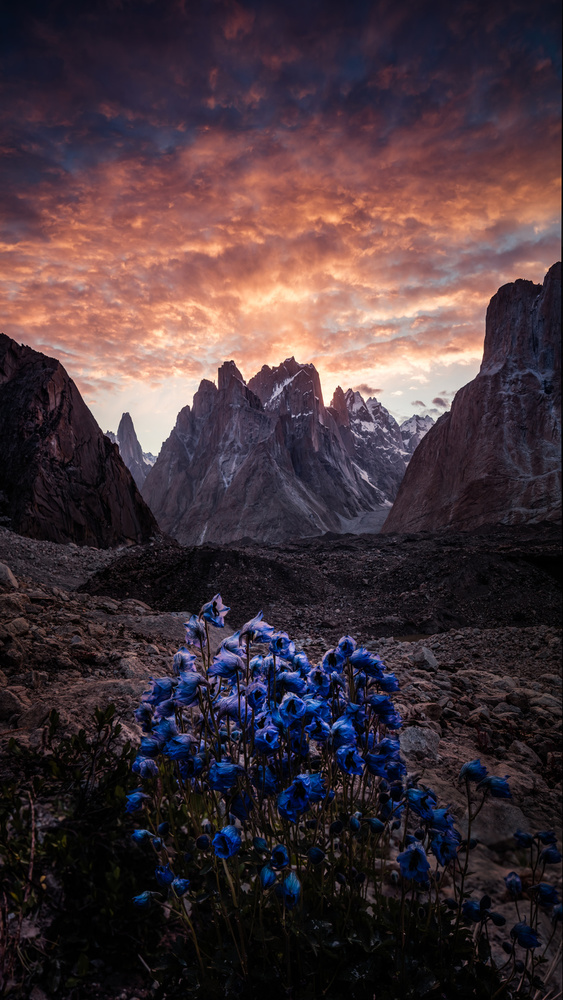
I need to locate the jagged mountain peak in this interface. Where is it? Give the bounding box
[384,262,561,533]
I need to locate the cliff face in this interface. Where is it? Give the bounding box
[0,335,158,547]
[142,359,386,545]
[382,263,562,534]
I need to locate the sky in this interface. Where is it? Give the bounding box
[0,0,560,454]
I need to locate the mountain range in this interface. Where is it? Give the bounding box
[0,262,559,549]
[140,357,426,544]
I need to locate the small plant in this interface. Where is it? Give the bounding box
[128,597,562,998]
[1,705,161,997]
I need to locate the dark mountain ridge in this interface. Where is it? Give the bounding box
[0,334,158,547]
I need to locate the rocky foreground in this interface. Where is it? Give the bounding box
[0,523,561,996]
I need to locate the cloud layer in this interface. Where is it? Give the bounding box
[0,0,560,449]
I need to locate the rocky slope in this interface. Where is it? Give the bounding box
[0,335,158,547]
[142,359,388,545]
[106,412,156,489]
[384,263,562,533]
[0,525,560,998]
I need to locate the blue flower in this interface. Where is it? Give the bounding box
[278,693,307,727]
[172,878,190,896]
[200,594,229,627]
[271,844,290,869]
[155,864,175,887]
[335,745,364,776]
[208,761,243,793]
[163,734,196,761]
[307,667,331,697]
[239,612,274,642]
[270,632,294,658]
[230,791,254,822]
[430,808,456,832]
[184,614,207,647]
[307,773,329,802]
[331,716,357,749]
[322,648,346,673]
[540,846,562,865]
[246,683,267,712]
[254,726,281,754]
[277,670,306,695]
[366,817,385,834]
[336,635,356,657]
[139,736,161,758]
[132,891,156,908]
[511,922,540,949]
[172,647,197,675]
[175,672,207,707]
[305,717,331,744]
[369,694,402,728]
[462,900,483,923]
[277,777,310,822]
[308,847,326,865]
[132,756,160,778]
[125,789,149,813]
[208,650,244,678]
[553,903,562,924]
[536,830,557,844]
[529,883,560,907]
[278,871,301,909]
[406,787,437,821]
[459,759,488,783]
[260,865,277,889]
[134,704,153,731]
[212,825,241,859]
[350,648,384,679]
[514,829,533,848]
[378,673,400,693]
[397,843,431,883]
[504,872,522,896]
[429,828,461,865]
[142,677,176,706]
[131,829,153,844]
[477,775,511,799]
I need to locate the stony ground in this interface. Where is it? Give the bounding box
[0,524,561,999]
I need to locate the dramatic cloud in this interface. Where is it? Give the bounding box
[432,397,449,408]
[354,384,382,398]
[411,400,426,408]
[0,0,560,450]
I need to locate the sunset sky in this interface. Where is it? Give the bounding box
[1,0,560,453]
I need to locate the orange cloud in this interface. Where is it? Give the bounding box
[0,0,560,449]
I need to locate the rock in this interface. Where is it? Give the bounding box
[399,725,441,760]
[0,686,26,721]
[506,691,529,712]
[411,646,439,669]
[0,562,18,589]
[382,262,561,533]
[416,701,443,721]
[464,801,528,850]
[5,617,31,636]
[0,334,158,547]
[492,702,522,716]
[508,740,542,767]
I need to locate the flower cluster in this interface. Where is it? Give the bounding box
[128,596,561,997]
